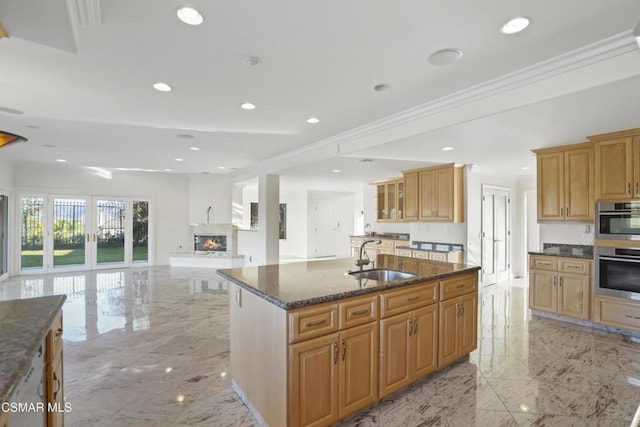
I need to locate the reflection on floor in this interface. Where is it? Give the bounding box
[1,269,639,426]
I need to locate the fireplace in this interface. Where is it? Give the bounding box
[194,234,227,254]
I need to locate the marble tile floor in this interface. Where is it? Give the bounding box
[1,268,639,426]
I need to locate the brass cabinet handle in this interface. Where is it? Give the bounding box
[636,182,639,196]
[559,277,563,287]
[333,342,338,364]
[413,317,418,333]
[461,305,464,316]
[406,296,419,302]
[55,328,63,338]
[350,309,368,316]
[629,182,632,195]
[53,372,61,399]
[456,284,465,289]
[560,207,564,218]
[306,319,326,327]
[341,339,346,361]
[625,314,640,320]
[553,276,556,286]
[566,206,569,217]
[408,318,414,336]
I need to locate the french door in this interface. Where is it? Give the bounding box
[481,186,510,285]
[20,195,149,272]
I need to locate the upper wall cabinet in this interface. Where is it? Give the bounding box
[533,142,594,221]
[588,128,640,201]
[403,171,419,221]
[406,163,464,223]
[373,178,404,222]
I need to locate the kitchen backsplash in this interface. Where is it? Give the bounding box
[539,222,594,245]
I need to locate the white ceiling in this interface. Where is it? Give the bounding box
[1,0,640,189]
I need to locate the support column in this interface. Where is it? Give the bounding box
[258,174,279,265]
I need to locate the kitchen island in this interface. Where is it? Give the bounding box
[217,255,480,427]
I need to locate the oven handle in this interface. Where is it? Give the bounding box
[598,256,640,263]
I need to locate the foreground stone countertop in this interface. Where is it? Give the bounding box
[217,255,480,310]
[0,295,66,403]
[528,243,593,260]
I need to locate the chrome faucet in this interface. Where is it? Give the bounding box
[355,238,381,271]
[364,223,373,237]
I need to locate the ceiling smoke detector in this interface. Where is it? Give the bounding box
[428,48,463,66]
[246,56,261,66]
[358,158,373,164]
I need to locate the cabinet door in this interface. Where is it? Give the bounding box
[47,353,64,427]
[376,184,386,221]
[564,147,594,221]
[459,293,478,356]
[434,167,454,221]
[595,137,633,200]
[412,304,438,379]
[397,181,404,221]
[634,136,640,198]
[438,298,459,368]
[387,182,397,221]
[379,312,412,397]
[403,172,419,221]
[558,273,589,320]
[289,334,339,427]
[529,270,557,313]
[418,170,435,220]
[537,152,564,220]
[338,323,378,418]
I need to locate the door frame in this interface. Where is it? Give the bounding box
[481,185,511,285]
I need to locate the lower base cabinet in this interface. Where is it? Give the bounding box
[593,295,640,332]
[289,322,378,427]
[379,304,438,397]
[438,292,477,367]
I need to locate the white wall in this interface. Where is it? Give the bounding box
[188,174,232,224]
[539,222,594,245]
[0,158,14,188]
[13,163,189,265]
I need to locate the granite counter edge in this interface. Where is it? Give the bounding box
[528,251,594,260]
[0,295,67,404]
[217,266,481,310]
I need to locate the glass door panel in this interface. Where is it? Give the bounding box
[132,200,149,263]
[95,199,126,266]
[21,197,45,270]
[1,195,8,275]
[53,198,88,268]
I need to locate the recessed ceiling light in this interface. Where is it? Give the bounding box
[177,7,203,26]
[332,169,341,173]
[307,117,320,124]
[189,146,200,151]
[428,48,463,66]
[219,166,227,169]
[442,146,454,151]
[374,83,390,92]
[521,166,531,170]
[0,106,24,115]
[501,17,530,34]
[153,82,172,92]
[176,133,194,139]
[56,159,66,163]
[241,102,256,110]
[165,168,172,172]
[175,158,183,162]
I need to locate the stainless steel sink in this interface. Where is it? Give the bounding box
[349,269,416,281]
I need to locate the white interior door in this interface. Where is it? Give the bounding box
[314,200,338,257]
[481,186,510,284]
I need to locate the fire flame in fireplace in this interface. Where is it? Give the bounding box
[203,238,222,250]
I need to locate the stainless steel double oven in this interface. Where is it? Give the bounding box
[595,201,640,300]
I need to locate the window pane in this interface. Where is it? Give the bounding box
[21,197,45,269]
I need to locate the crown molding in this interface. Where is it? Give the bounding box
[232,30,639,179]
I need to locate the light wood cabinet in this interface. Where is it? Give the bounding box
[373,178,404,222]
[528,255,591,320]
[415,164,464,222]
[379,303,438,397]
[289,321,378,426]
[533,143,594,221]
[46,312,64,427]
[438,285,477,368]
[403,171,419,221]
[593,295,640,332]
[588,128,640,200]
[0,410,8,427]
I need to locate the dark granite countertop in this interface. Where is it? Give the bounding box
[528,243,593,260]
[0,295,66,403]
[350,233,410,241]
[396,241,464,253]
[217,256,480,310]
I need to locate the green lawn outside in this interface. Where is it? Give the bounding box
[21,246,148,268]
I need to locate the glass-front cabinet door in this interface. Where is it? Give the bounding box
[377,184,386,221]
[387,182,396,221]
[397,181,404,221]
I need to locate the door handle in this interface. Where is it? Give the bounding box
[629,182,632,195]
[560,207,564,218]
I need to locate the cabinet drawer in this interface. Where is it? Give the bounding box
[530,256,558,271]
[594,296,640,332]
[289,304,339,343]
[396,249,412,257]
[377,239,395,250]
[47,312,64,360]
[380,282,437,318]
[558,258,591,275]
[429,252,447,262]
[339,295,378,330]
[413,251,428,259]
[440,273,477,300]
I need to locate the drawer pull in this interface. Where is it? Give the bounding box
[538,261,551,266]
[350,309,369,316]
[624,315,640,321]
[406,296,419,302]
[306,319,327,327]
[456,284,465,289]
[55,328,63,338]
[567,265,581,269]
